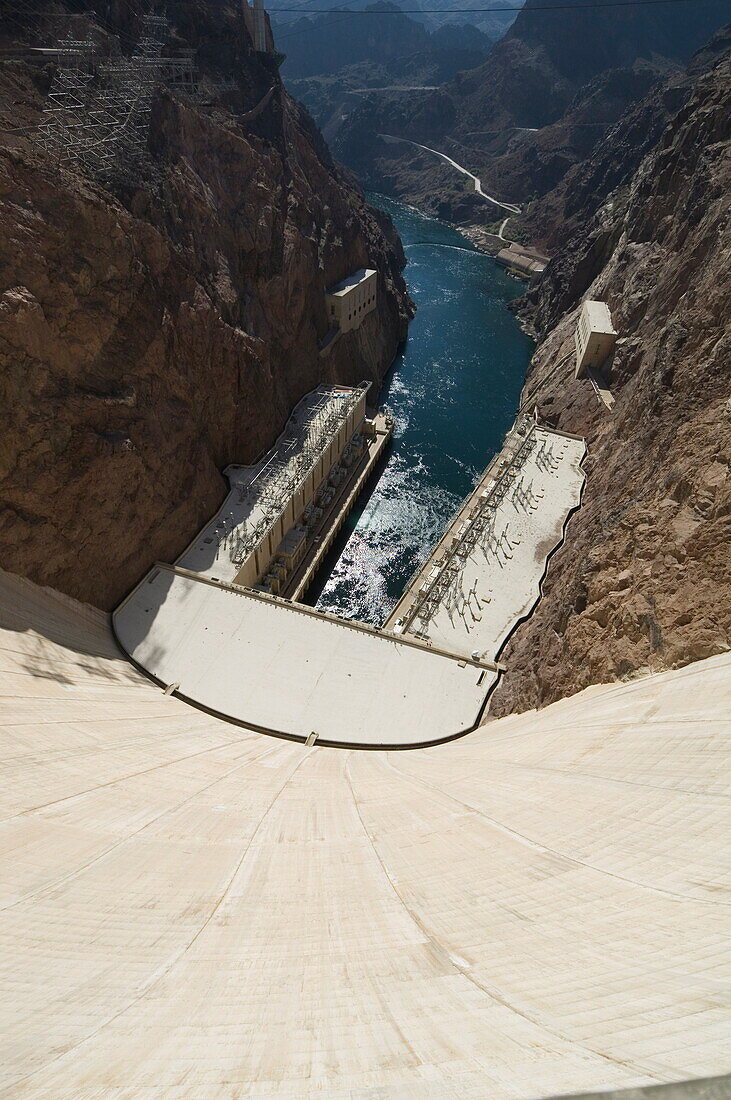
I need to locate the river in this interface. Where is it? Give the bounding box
[307,195,535,625]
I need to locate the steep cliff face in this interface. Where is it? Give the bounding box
[489,42,731,714]
[0,0,411,611]
[519,27,731,252]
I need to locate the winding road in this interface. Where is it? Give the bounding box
[379,133,522,215]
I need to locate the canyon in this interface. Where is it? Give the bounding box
[326,9,731,709]
[333,0,730,233]
[1,5,730,1094]
[490,34,731,711]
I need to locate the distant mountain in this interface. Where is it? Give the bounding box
[450,0,731,125]
[275,2,431,79]
[333,0,731,222]
[269,0,523,37]
[276,1,493,137]
[417,0,525,40]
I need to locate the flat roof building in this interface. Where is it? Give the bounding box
[575,299,617,378]
[326,268,377,334]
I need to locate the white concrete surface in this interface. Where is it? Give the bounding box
[575,299,617,378]
[326,268,377,333]
[113,565,496,745]
[1,566,730,1097]
[392,426,585,662]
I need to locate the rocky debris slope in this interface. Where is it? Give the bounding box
[488,41,731,714]
[0,0,411,611]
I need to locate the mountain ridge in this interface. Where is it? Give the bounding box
[332,0,730,227]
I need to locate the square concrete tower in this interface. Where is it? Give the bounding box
[575,300,617,378]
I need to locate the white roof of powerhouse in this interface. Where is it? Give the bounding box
[1,566,730,1097]
[402,429,585,662]
[113,565,496,746]
[176,384,364,584]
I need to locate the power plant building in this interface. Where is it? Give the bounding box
[326,268,377,333]
[575,299,617,378]
[175,383,372,594]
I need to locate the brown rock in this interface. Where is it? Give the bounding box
[0,6,412,610]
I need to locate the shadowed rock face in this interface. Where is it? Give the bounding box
[276,4,492,138]
[333,0,730,223]
[519,26,731,253]
[277,2,434,81]
[489,44,731,714]
[0,1,412,611]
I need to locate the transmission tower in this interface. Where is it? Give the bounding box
[36,38,97,169]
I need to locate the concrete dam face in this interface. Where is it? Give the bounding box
[1,565,730,1097]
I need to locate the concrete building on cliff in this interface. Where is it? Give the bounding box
[241,0,275,54]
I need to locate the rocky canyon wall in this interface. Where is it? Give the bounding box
[489,38,730,714]
[0,0,412,610]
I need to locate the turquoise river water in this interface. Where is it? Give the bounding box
[307,195,534,625]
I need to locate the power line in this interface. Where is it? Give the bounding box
[277,11,372,38]
[271,0,710,12]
